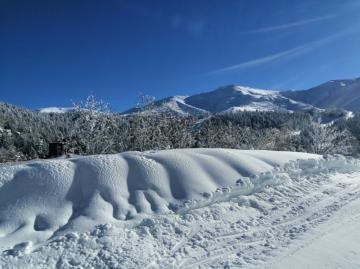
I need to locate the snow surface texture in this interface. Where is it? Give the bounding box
[1,149,360,268]
[0,149,317,249]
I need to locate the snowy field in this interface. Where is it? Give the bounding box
[0,149,359,268]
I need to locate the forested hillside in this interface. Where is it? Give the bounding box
[0,99,359,162]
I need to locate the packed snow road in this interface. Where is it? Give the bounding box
[0,149,359,268]
[265,183,360,269]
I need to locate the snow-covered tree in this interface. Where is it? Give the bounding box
[0,101,359,163]
[136,92,156,112]
[300,123,354,155]
[69,95,117,155]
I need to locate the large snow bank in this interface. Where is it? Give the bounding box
[2,150,360,269]
[0,149,320,251]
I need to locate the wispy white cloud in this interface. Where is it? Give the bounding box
[209,30,352,75]
[247,14,337,33]
[210,47,305,74]
[210,46,303,74]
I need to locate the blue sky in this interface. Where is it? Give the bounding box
[1,0,360,111]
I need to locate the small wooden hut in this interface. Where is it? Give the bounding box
[48,142,65,158]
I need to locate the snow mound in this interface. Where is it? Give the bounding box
[0,149,320,251]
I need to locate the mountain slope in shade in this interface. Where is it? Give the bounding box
[282,78,360,111]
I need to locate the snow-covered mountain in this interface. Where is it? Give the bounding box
[37,77,360,116]
[124,85,316,116]
[185,85,314,113]
[123,78,360,116]
[282,78,360,111]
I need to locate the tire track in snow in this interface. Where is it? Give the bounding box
[168,172,360,268]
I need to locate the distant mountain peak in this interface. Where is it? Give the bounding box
[214,85,276,95]
[123,84,315,116]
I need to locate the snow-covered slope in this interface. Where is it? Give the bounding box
[122,96,210,116]
[37,107,73,113]
[123,85,316,116]
[1,149,360,268]
[282,78,360,111]
[185,85,314,113]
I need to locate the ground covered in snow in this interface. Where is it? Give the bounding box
[0,149,359,268]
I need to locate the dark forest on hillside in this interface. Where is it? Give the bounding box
[1,101,360,162]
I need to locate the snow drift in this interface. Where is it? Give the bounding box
[0,149,320,251]
[2,149,360,268]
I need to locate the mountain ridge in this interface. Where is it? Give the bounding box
[36,77,360,115]
[123,85,317,116]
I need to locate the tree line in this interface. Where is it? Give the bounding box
[0,98,359,162]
